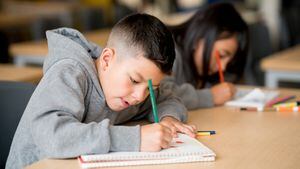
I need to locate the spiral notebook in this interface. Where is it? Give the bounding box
[78,134,216,168]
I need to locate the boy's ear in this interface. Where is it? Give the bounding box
[99,48,115,71]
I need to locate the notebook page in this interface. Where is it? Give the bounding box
[80,134,215,162]
[79,155,215,168]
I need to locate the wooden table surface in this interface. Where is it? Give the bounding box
[10,29,111,58]
[26,88,300,169]
[0,12,34,29]
[261,44,300,72]
[0,64,43,84]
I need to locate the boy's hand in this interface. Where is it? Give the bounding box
[211,82,236,106]
[160,116,196,138]
[140,123,173,152]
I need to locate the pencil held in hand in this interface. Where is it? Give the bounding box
[215,50,224,83]
[148,79,159,123]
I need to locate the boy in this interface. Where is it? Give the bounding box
[6,13,196,168]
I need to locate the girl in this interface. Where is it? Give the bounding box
[165,3,249,110]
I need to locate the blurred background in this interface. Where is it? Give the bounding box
[0,0,300,88]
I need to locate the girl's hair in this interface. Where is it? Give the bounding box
[170,3,249,88]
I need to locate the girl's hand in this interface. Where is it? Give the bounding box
[211,82,236,105]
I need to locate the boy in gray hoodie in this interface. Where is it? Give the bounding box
[6,13,196,169]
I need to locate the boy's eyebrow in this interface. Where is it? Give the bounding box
[134,71,160,87]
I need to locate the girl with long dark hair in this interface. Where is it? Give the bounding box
[164,3,249,110]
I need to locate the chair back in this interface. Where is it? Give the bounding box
[0,81,36,168]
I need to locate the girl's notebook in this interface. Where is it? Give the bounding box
[225,88,279,109]
[78,134,216,168]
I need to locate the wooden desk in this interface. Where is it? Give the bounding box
[26,88,300,169]
[159,12,194,26]
[0,12,34,30]
[2,1,77,26]
[10,29,111,66]
[261,45,300,88]
[0,64,43,84]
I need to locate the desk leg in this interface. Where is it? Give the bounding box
[265,71,278,88]
[14,56,27,66]
[265,70,300,88]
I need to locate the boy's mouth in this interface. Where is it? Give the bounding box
[120,98,130,108]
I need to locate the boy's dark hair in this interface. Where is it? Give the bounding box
[170,3,249,88]
[111,13,175,75]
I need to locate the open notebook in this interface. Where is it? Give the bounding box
[78,134,216,168]
[225,88,279,109]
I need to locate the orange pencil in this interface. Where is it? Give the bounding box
[215,50,224,83]
[276,106,300,112]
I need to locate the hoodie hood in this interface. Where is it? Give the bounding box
[44,27,103,90]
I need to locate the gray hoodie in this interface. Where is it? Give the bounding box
[6,28,187,169]
[162,47,214,110]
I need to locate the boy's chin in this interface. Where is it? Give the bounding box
[107,103,127,112]
[111,107,125,112]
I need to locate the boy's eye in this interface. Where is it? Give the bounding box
[146,87,158,93]
[130,77,139,84]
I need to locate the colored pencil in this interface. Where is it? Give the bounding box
[148,79,159,123]
[215,50,224,83]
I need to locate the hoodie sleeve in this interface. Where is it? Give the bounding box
[161,76,214,110]
[29,61,140,158]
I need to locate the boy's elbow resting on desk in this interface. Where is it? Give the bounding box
[30,118,114,157]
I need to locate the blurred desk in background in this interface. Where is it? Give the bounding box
[0,13,34,30]
[10,41,48,66]
[0,1,78,40]
[261,45,300,88]
[2,1,77,27]
[0,64,43,84]
[159,11,194,26]
[10,28,111,66]
[84,29,110,47]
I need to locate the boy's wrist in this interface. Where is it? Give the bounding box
[161,116,178,122]
[160,114,181,122]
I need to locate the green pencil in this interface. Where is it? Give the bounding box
[148,79,159,123]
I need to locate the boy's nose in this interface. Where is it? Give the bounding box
[132,86,148,103]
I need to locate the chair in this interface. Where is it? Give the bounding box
[0,81,36,169]
[281,0,300,47]
[244,21,273,86]
[0,31,11,63]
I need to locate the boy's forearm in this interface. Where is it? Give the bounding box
[109,125,141,152]
[31,116,141,158]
